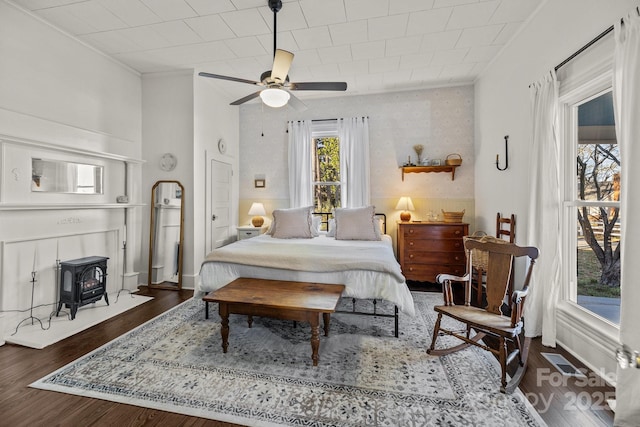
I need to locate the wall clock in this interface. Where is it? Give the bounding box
[160,153,177,171]
[218,138,227,154]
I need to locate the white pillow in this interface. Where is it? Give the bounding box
[270,206,314,239]
[334,206,381,241]
[312,215,322,237]
[327,219,336,237]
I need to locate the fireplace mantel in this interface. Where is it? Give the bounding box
[0,203,145,211]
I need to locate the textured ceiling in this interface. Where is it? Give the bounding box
[12,0,542,103]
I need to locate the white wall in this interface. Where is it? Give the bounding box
[475,0,638,376]
[238,86,476,248]
[0,2,143,341]
[194,78,240,270]
[141,71,194,286]
[0,1,141,156]
[141,71,239,288]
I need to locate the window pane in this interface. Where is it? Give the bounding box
[574,91,621,324]
[576,91,620,202]
[313,136,341,213]
[575,206,621,324]
[314,184,341,213]
[313,137,340,183]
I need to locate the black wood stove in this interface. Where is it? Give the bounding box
[56,256,109,320]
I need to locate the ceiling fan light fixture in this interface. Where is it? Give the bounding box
[260,88,290,108]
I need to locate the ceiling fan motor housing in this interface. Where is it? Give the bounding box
[260,70,289,86]
[268,0,282,13]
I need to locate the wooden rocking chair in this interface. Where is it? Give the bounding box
[427,239,539,393]
[469,213,516,308]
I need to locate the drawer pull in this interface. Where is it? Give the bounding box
[454,230,461,235]
[409,229,414,234]
[409,242,414,246]
[409,267,414,271]
[409,254,414,259]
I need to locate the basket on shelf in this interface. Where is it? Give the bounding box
[441,209,465,223]
[445,153,463,166]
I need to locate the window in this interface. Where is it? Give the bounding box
[290,117,369,215]
[311,121,341,214]
[312,136,341,212]
[562,86,621,325]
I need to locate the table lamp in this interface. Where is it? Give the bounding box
[248,202,266,227]
[395,196,415,221]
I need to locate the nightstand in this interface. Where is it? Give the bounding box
[237,226,266,240]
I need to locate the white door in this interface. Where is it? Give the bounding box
[207,159,232,252]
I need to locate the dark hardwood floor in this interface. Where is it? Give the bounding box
[0,286,615,426]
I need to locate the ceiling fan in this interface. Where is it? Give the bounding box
[198,0,347,110]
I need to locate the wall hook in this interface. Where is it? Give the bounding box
[496,135,509,171]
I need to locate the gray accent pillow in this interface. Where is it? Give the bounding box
[334,206,381,241]
[271,206,314,239]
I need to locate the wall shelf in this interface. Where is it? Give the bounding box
[400,165,459,181]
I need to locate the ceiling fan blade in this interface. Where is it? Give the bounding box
[270,49,294,83]
[198,72,261,86]
[230,91,262,105]
[286,92,307,111]
[289,81,347,91]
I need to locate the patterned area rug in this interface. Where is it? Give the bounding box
[31,292,546,427]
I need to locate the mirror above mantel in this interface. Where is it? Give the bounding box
[31,158,104,194]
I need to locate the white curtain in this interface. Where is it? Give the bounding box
[524,71,562,347]
[613,9,640,425]
[338,116,370,208]
[287,120,313,207]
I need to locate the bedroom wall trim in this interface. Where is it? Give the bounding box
[556,302,618,386]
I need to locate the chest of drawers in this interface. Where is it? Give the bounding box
[397,222,469,283]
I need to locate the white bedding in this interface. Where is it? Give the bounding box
[197,234,415,316]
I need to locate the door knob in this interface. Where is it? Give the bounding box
[212,214,217,221]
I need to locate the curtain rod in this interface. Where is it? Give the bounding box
[554,25,613,71]
[287,116,369,123]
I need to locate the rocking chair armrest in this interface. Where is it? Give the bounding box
[436,273,470,306]
[436,273,470,285]
[511,287,529,305]
[510,286,529,327]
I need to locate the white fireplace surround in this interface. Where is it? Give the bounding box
[0,135,144,343]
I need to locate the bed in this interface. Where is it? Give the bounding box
[197,207,415,336]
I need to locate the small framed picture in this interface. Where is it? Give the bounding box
[254,179,265,188]
[431,159,442,166]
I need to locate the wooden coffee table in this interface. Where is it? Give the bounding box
[203,278,345,366]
